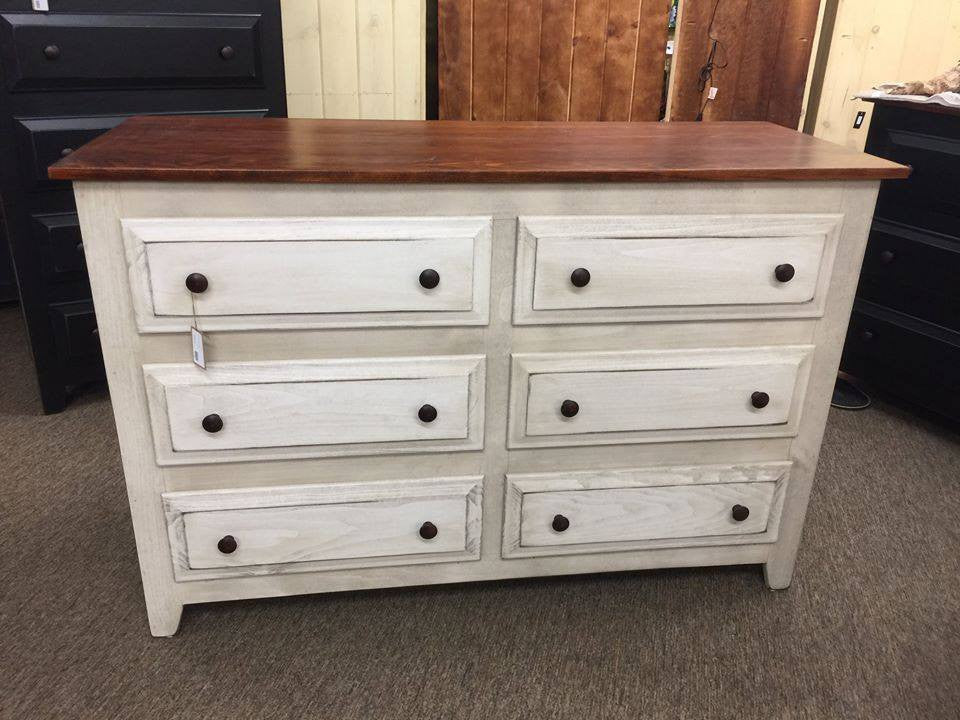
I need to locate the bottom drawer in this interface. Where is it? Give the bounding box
[163,476,482,581]
[49,300,100,361]
[502,462,789,558]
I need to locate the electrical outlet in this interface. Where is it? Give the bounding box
[853,111,866,129]
[31,0,49,10]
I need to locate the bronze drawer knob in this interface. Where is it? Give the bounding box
[560,399,579,418]
[219,45,235,60]
[419,521,438,540]
[418,404,438,423]
[860,329,875,343]
[185,272,208,293]
[217,535,238,554]
[570,267,591,288]
[202,413,223,433]
[60,147,73,157]
[552,514,570,532]
[43,44,60,60]
[418,268,440,289]
[774,263,795,283]
[879,249,895,264]
[751,391,770,409]
[731,505,750,522]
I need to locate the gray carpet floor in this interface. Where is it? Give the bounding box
[1,304,957,720]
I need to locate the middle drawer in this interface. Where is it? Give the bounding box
[144,355,485,465]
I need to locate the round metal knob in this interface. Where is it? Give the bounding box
[860,329,875,343]
[217,535,238,554]
[570,267,591,288]
[731,505,750,522]
[879,250,896,265]
[560,399,579,418]
[60,147,73,157]
[419,268,440,289]
[43,44,60,60]
[219,45,235,60]
[419,521,438,540]
[91,327,99,337]
[751,391,770,409]
[76,241,84,255]
[185,272,208,293]
[418,404,438,423]
[774,263,795,283]
[202,413,223,433]
[551,514,570,532]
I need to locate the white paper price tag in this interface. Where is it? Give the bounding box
[32,0,50,11]
[191,327,206,369]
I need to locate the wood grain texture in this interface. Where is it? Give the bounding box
[439,0,672,121]
[669,0,822,128]
[49,115,910,183]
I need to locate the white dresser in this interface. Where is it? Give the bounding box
[51,117,908,635]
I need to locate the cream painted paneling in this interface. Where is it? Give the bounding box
[814,0,960,149]
[281,0,425,119]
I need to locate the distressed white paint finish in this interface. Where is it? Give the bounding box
[510,346,814,448]
[144,355,485,464]
[122,216,492,331]
[164,476,482,580]
[502,463,789,558]
[515,214,842,324]
[72,179,881,635]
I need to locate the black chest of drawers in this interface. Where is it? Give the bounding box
[0,0,286,413]
[841,99,960,423]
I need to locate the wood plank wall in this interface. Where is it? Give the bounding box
[438,0,674,121]
[281,0,426,119]
[669,0,822,127]
[813,0,960,150]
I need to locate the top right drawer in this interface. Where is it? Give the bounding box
[513,214,843,325]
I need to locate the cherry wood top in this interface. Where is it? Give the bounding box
[49,115,910,184]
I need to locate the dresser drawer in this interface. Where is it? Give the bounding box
[514,214,841,323]
[502,463,788,558]
[163,476,483,581]
[14,116,124,189]
[122,216,493,331]
[508,347,812,448]
[144,356,485,465]
[0,12,263,92]
[49,300,99,362]
[32,212,84,279]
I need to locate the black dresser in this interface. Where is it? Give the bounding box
[0,0,286,412]
[841,99,960,423]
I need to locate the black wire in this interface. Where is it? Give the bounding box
[695,0,728,120]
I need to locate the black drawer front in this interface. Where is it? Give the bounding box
[1,12,263,92]
[49,299,100,362]
[842,302,960,421]
[15,115,125,188]
[858,222,960,332]
[32,211,84,278]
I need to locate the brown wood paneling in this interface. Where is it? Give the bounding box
[50,115,911,184]
[438,0,473,120]
[439,0,672,121]
[670,0,822,128]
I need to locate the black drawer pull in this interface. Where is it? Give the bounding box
[751,391,770,409]
[219,45,235,60]
[202,413,223,433]
[43,44,60,60]
[419,521,438,540]
[91,327,99,337]
[217,535,238,554]
[774,264,795,283]
[185,272,208,293]
[860,329,875,343]
[418,268,440,289]
[418,404,438,423]
[570,267,591,287]
[60,147,74,158]
[731,505,750,522]
[560,399,579,418]
[552,514,570,532]
[879,250,896,264]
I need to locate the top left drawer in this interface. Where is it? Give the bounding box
[0,12,264,92]
[122,216,493,332]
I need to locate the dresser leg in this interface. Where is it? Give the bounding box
[146,600,183,637]
[763,559,795,590]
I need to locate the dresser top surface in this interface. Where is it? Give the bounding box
[49,115,910,184]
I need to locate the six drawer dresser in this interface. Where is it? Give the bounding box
[50,117,908,636]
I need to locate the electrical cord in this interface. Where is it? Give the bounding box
[695,0,727,121]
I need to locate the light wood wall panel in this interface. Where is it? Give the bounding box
[813,0,960,150]
[281,0,426,119]
[439,0,673,121]
[668,0,822,127]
